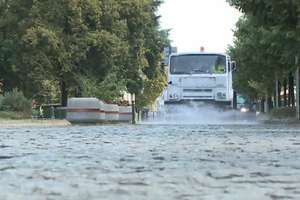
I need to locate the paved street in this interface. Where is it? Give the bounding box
[1,123,300,199]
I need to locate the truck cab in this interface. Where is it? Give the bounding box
[164,52,234,107]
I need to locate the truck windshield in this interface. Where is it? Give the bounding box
[170,54,226,74]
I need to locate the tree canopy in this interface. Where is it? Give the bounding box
[0,0,169,107]
[227,0,300,101]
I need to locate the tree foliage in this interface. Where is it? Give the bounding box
[227,0,300,100]
[0,0,169,107]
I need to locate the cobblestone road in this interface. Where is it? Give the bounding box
[1,123,300,199]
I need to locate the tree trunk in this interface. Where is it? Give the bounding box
[264,95,269,113]
[296,66,300,120]
[264,95,273,113]
[288,73,295,107]
[60,79,68,107]
[274,84,277,108]
[75,87,82,97]
[260,98,265,113]
[233,91,237,109]
[131,94,136,124]
[268,96,273,111]
[283,78,287,107]
[275,77,280,108]
[278,80,281,108]
[258,99,262,113]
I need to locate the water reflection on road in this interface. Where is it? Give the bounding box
[1,123,300,199]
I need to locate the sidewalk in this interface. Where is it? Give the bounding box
[256,112,299,124]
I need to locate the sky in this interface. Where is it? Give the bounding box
[158,0,242,53]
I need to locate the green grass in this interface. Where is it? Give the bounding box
[0,111,31,120]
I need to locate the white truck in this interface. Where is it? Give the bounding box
[164,52,235,107]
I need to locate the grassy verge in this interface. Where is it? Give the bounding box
[0,111,31,120]
[0,111,70,128]
[270,107,296,120]
[257,107,298,124]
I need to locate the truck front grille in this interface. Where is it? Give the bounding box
[183,96,213,99]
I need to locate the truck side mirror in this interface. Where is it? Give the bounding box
[231,61,237,71]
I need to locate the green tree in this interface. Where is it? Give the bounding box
[0,0,32,92]
[228,1,300,107]
[228,0,300,61]
[0,0,169,108]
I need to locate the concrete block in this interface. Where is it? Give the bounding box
[67,98,100,123]
[119,106,132,122]
[99,100,105,121]
[103,104,119,121]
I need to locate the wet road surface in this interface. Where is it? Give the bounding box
[1,123,300,199]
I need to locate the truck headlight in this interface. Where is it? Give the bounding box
[241,107,249,113]
[169,93,179,99]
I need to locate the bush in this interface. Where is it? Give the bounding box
[270,107,296,119]
[0,89,32,117]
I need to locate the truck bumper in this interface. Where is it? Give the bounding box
[164,99,233,109]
